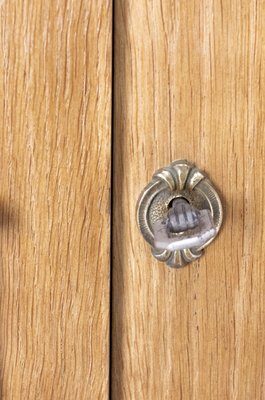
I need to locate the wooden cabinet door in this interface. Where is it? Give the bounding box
[1,1,265,398]
[0,1,112,398]
[112,1,265,399]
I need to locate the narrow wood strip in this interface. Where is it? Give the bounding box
[0,0,112,398]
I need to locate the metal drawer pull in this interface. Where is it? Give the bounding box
[136,160,223,268]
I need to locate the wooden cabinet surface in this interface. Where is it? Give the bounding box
[112,1,265,399]
[0,0,265,399]
[0,0,112,398]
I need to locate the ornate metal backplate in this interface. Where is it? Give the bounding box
[136,160,223,268]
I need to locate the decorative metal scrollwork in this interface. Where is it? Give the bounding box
[136,160,223,268]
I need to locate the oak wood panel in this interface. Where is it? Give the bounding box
[0,0,112,398]
[112,0,265,398]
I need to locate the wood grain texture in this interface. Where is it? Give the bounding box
[0,0,112,398]
[112,0,265,398]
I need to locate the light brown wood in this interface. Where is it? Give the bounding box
[112,0,265,398]
[0,0,112,398]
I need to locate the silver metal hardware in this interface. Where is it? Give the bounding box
[136,160,223,268]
